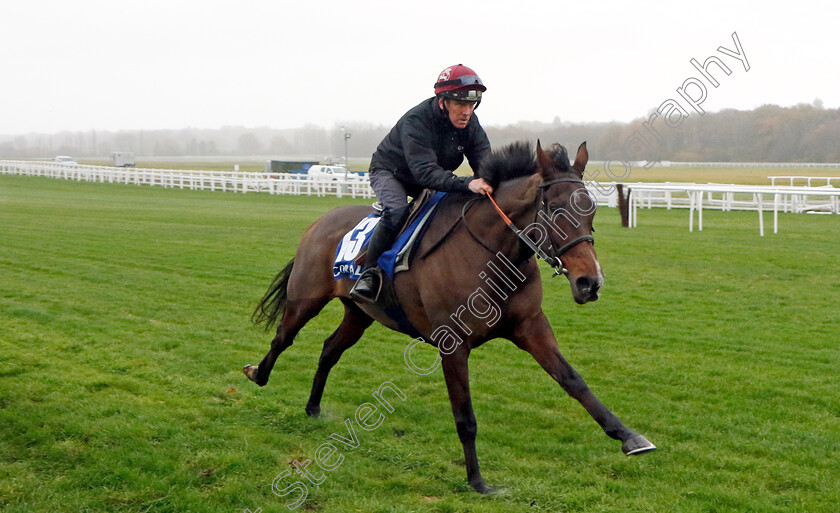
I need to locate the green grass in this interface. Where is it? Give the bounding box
[1,175,839,512]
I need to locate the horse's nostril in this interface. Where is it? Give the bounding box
[576,276,596,294]
[574,276,601,300]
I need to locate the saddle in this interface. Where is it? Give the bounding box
[334,190,445,282]
[333,190,446,337]
[398,189,438,237]
[356,189,437,265]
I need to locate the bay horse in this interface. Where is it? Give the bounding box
[244,141,655,493]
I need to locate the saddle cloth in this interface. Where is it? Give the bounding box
[333,191,446,280]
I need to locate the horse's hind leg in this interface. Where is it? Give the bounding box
[244,297,329,387]
[305,299,373,417]
[511,312,656,456]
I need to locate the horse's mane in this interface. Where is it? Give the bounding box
[479,141,571,188]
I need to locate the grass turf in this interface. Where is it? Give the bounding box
[1,174,838,512]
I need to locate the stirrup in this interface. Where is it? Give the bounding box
[350,267,383,303]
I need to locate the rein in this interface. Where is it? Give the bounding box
[463,177,595,277]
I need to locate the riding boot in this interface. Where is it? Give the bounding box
[350,209,405,302]
[350,223,397,302]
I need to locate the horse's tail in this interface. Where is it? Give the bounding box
[251,258,295,331]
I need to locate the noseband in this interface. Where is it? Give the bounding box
[463,176,595,277]
[535,177,596,276]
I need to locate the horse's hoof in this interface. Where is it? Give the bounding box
[305,405,321,418]
[469,479,496,495]
[622,434,657,456]
[243,365,260,384]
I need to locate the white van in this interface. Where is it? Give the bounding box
[111,152,135,167]
[307,165,363,182]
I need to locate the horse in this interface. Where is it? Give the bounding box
[244,141,655,493]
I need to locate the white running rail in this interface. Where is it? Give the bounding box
[0,160,375,199]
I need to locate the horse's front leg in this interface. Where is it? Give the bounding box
[441,347,494,494]
[511,312,655,455]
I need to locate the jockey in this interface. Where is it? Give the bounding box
[350,64,494,302]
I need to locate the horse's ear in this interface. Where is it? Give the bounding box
[572,141,588,176]
[536,139,554,178]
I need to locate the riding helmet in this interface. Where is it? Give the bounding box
[434,64,486,103]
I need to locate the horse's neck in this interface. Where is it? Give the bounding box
[471,176,540,261]
[495,175,540,225]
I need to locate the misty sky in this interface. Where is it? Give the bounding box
[2,0,837,134]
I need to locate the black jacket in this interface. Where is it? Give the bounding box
[369,97,491,194]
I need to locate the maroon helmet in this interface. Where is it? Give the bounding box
[434,64,486,102]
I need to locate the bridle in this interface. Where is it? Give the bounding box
[463,176,595,277]
[536,177,596,271]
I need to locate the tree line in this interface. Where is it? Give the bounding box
[1,101,837,163]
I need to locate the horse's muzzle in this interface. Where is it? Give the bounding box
[573,275,601,304]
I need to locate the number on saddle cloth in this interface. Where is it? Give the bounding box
[333,216,380,279]
[332,192,447,281]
